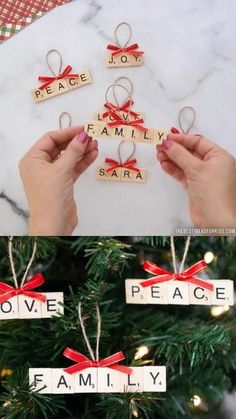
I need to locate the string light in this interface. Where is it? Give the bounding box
[204,251,215,264]
[192,395,202,407]
[211,305,230,317]
[130,399,139,417]
[134,345,149,360]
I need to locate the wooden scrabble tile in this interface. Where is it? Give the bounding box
[211,280,234,306]
[106,52,144,67]
[74,368,97,393]
[84,122,98,137]
[125,279,146,304]
[52,369,74,394]
[132,169,146,183]
[97,368,122,393]
[120,367,144,392]
[18,295,42,319]
[145,283,169,304]
[79,69,92,86]
[29,368,52,393]
[189,283,212,305]
[120,168,134,182]
[96,167,109,181]
[110,125,127,140]
[0,296,19,319]
[94,112,105,122]
[167,282,190,305]
[143,366,166,392]
[108,168,122,182]
[140,128,154,144]
[32,88,45,103]
[126,126,143,142]
[53,79,69,96]
[41,292,64,318]
[152,129,167,144]
[66,77,80,91]
[97,122,113,138]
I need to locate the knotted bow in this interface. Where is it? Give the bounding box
[0,273,47,304]
[108,116,148,132]
[63,347,132,375]
[107,43,144,58]
[103,100,139,119]
[105,158,140,173]
[140,260,214,290]
[38,65,79,90]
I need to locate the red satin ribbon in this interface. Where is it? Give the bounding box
[105,158,140,173]
[107,43,144,58]
[0,273,47,304]
[108,116,148,132]
[103,100,139,119]
[140,260,214,291]
[63,347,132,375]
[38,65,79,90]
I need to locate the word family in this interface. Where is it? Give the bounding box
[125,279,234,306]
[29,366,166,394]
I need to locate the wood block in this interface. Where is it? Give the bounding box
[74,368,97,393]
[132,169,146,183]
[110,125,127,140]
[52,369,74,394]
[167,282,190,305]
[18,295,42,319]
[107,168,122,182]
[97,368,122,393]
[97,122,113,138]
[29,368,52,393]
[152,129,167,144]
[125,279,146,304]
[96,167,109,181]
[79,69,92,86]
[211,280,234,306]
[126,126,143,142]
[120,168,134,182]
[66,77,80,91]
[120,367,144,392]
[143,366,166,392]
[32,88,45,103]
[42,82,58,100]
[53,79,69,96]
[41,292,64,318]
[106,52,144,67]
[139,129,154,145]
[189,283,212,305]
[84,122,98,137]
[0,296,19,319]
[145,283,169,305]
[94,112,105,122]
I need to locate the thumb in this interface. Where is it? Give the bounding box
[58,131,89,170]
[162,138,201,174]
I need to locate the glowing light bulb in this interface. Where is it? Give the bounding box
[134,345,149,360]
[131,399,139,417]
[204,251,215,264]
[192,395,202,407]
[211,305,230,317]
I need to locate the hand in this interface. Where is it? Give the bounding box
[157,134,236,229]
[19,126,98,235]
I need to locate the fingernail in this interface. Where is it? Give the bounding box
[77,132,88,143]
[163,139,173,150]
[171,127,180,134]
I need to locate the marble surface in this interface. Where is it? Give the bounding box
[0,0,236,235]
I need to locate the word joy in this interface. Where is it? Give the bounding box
[0,292,64,319]
[29,366,166,394]
[85,122,167,145]
[125,279,234,306]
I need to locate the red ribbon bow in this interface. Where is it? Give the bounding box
[108,116,148,132]
[107,43,144,58]
[63,347,132,375]
[103,100,139,119]
[105,158,140,173]
[0,273,47,304]
[38,65,79,90]
[140,260,214,290]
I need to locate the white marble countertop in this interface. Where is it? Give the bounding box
[0,0,235,235]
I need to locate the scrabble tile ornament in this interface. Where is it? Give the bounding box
[32,49,92,103]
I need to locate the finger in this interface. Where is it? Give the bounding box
[166,133,221,159]
[160,160,187,188]
[160,139,202,174]
[57,131,94,171]
[73,148,98,181]
[31,126,84,160]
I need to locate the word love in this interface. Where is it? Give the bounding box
[0,292,64,319]
[32,70,92,103]
[85,122,167,145]
[125,279,234,306]
[94,110,144,124]
[29,366,166,394]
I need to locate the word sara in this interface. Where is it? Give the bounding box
[125,279,234,306]
[0,292,64,319]
[32,70,92,103]
[29,366,166,394]
[85,122,167,145]
[96,167,146,183]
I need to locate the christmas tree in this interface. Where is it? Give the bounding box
[0,236,235,419]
